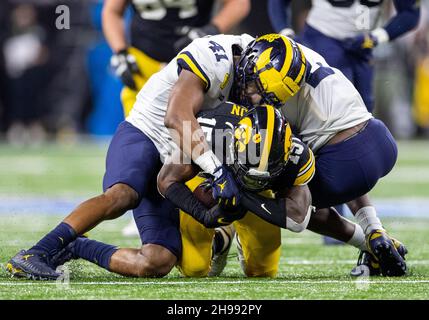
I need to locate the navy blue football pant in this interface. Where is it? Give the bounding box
[300,24,374,112]
[309,119,398,209]
[103,121,182,258]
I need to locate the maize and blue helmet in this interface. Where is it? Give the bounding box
[234,34,307,108]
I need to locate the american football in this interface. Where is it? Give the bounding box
[193,183,217,209]
[1,0,429,310]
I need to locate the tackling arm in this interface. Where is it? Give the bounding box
[157,151,244,228]
[165,70,222,174]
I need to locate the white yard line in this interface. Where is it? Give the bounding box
[1,280,429,286]
[2,260,429,266]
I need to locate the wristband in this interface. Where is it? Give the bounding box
[194,150,222,175]
[370,28,389,45]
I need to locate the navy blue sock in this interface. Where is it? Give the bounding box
[31,222,77,256]
[70,237,118,270]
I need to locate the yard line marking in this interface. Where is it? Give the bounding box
[2,260,429,265]
[1,280,429,286]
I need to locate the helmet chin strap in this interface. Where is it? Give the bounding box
[247,168,270,178]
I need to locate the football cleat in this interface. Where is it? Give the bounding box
[6,249,62,280]
[208,224,235,277]
[365,229,407,277]
[350,250,381,277]
[351,236,408,277]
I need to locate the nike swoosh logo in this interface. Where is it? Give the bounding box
[261,204,272,215]
[217,217,229,225]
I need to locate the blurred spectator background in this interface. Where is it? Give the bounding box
[0,0,428,146]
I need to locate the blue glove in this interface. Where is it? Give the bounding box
[343,33,378,61]
[211,166,241,210]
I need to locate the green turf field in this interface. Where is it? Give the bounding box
[0,141,429,300]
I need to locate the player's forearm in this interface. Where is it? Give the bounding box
[382,0,421,42]
[166,72,222,174]
[164,182,211,226]
[102,1,128,53]
[241,186,312,232]
[267,0,291,33]
[212,0,251,33]
[241,192,288,228]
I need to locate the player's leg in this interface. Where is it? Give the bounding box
[177,176,215,277]
[234,213,281,278]
[7,121,160,279]
[120,47,164,237]
[309,118,407,276]
[307,207,366,250]
[301,23,355,244]
[51,154,181,278]
[233,190,281,278]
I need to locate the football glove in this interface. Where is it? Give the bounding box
[202,203,246,228]
[343,33,378,60]
[211,165,241,210]
[110,48,141,90]
[174,24,220,52]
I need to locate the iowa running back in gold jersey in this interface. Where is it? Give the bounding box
[157,103,315,277]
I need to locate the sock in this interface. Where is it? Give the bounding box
[355,206,384,234]
[347,224,367,251]
[212,227,232,255]
[70,237,118,270]
[31,222,77,256]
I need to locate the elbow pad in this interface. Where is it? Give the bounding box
[286,205,314,233]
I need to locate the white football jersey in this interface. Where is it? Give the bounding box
[281,44,373,152]
[307,0,384,40]
[127,34,254,160]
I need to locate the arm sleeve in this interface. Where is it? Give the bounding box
[267,0,292,33]
[383,0,421,41]
[164,182,209,225]
[241,191,287,228]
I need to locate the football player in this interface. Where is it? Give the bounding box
[268,0,420,244]
[7,33,256,280]
[103,0,250,237]
[233,33,408,276]
[267,0,420,113]
[158,102,380,277]
[158,103,315,277]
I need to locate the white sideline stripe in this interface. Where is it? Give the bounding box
[1,280,429,286]
[2,260,429,265]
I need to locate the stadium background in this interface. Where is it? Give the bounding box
[0,0,429,300]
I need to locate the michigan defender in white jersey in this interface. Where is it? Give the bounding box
[234,34,407,276]
[128,34,253,160]
[6,34,258,280]
[268,0,420,245]
[268,0,421,112]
